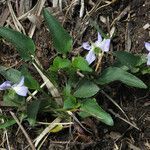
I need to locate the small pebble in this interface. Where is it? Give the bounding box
[143,23,150,30]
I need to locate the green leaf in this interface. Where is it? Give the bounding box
[3,90,25,107]
[43,9,73,53]
[27,100,41,125]
[0,119,16,129]
[39,97,59,111]
[0,114,11,120]
[0,27,35,60]
[141,67,150,74]
[113,51,141,68]
[80,98,114,126]
[21,67,40,90]
[74,80,100,98]
[72,56,92,72]
[63,96,79,110]
[63,84,79,109]
[78,111,91,118]
[24,76,40,90]
[63,84,71,96]
[0,66,21,83]
[96,67,147,89]
[53,56,71,69]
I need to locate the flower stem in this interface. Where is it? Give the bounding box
[95,51,104,72]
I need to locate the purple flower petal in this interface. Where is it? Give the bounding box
[97,32,102,42]
[145,42,150,52]
[0,81,12,90]
[12,76,28,96]
[147,52,150,66]
[82,42,91,51]
[86,50,96,64]
[99,39,111,52]
[13,86,28,96]
[95,33,103,47]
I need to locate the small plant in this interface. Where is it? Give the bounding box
[82,32,110,64]
[0,76,28,96]
[0,8,149,132]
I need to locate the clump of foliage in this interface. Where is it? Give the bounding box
[0,9,149,131]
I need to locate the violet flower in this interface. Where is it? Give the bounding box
[0,76,28,96]
[82,32,111,64]
[145,42,150,65]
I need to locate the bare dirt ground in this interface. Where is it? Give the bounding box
[0,0,150,149]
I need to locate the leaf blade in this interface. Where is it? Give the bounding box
[96,67,147,89]
[0,27,35,60]
[27,100,41,125]
[43,9,73,53]
[0,119,16,129]
[80,98,114,126]
[0,66,21,83]
[74,80,100,98]
[113,51,141,68]
[72,57,92,72]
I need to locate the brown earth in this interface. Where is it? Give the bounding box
[0,0,150,149]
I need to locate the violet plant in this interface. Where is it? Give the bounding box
[82,32,110,64]
[0,8,149,130]
[0,76,28,96]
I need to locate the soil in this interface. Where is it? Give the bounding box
[0,0,150,150]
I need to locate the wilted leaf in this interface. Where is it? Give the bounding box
[50,124,63,133]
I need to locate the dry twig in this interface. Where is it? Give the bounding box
[7,1,26,34]
[28,0,46,38]
[101,90,129,120]
[79,0,84,18]
[10,111,36,150]
[32,60,63,106]
[108,109,140,131]
[34,117,61,147]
